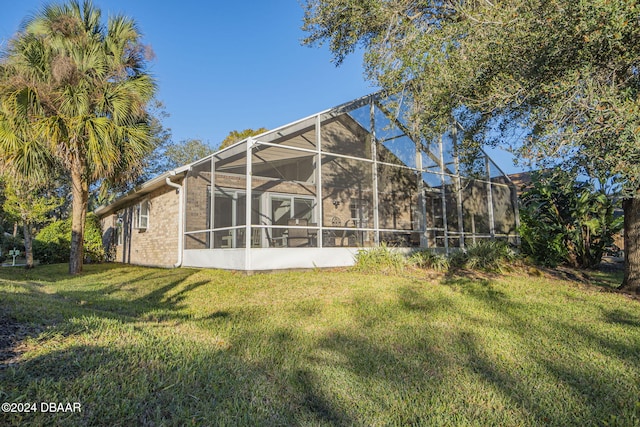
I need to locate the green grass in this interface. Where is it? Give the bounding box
[0,263,639,426]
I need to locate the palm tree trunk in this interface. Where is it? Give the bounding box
[69,163,88,275]
[620,194,640,293]
[23,222,34,269]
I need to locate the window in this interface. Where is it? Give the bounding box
[271,196,314,225]
[116,217,124,245]
[349,198,369,227]
[213,189,261,248]
[134,200,149,230]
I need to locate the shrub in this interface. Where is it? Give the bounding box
[409,250,450,272]
[518,216,567,267]
[519,169,622,268]
[451,240,516,273]
[33,220,69,264]
[448,250,468,269]
[353,244,406,274]
[34,214,105,264]
[83,214,107,263]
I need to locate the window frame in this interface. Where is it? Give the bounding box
[134,200,150,230]
[116,216,124,245]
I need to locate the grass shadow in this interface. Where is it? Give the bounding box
[397,285,451,313]
[207,310,230,320]
[291,369,352,426]
[0,263,116,283]
[442,276,509,305]
[604,309,640,328]
[0,309,43,368]
[2,264,639,426]
[2,265,209,322]
[0,339,319,426]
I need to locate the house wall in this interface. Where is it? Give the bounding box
[182,247,362,270]
[184,164,211,249]
[102,185,181,268]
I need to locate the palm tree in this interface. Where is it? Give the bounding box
[0,0,156,274]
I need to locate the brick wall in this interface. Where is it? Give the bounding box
[103,185,181,268]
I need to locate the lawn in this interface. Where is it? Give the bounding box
[0,263,639,426]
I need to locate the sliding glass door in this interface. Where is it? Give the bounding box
[213,190,260,248]
[269,195,315,246]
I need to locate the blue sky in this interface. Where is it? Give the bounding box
[1,1,372,144]
[0,0,520,173]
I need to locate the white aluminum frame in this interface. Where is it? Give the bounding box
[181,93,520,270]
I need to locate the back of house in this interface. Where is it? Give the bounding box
[97,93,519,271]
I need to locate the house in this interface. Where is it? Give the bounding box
[506,171,533,197]
[96,93,519,271]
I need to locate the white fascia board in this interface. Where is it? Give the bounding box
[94,166,189,218]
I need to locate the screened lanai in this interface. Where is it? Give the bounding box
[181,94,519,270]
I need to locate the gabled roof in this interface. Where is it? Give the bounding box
[96,91,516,218]
[506,172,533,195]
[94,163,191,217]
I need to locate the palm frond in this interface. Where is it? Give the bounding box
[3,0,157,185]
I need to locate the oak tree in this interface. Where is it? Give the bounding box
[303,0,640,290]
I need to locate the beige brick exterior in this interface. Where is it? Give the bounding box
[102,185,181,268]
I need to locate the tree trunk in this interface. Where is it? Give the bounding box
[619,196,640,293]
[23,222,34,269]
[69,163,88,275]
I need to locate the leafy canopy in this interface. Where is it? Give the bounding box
[164,139,214,169]
[219,128,268,150]
[303,0,640,194]
[0,0,157,183]
[2,176,64,227]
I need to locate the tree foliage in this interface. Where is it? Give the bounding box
[219,128,268,150]
[0,0,157,274]
[2,177,63,230]
[2,173,64,268]
[302,0,640,289]
[34,213,105,264]
[135,99,173,182]
[164,139,214,168]
[303,1,640,187]
[143,138,213,179]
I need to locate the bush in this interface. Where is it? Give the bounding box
[451,240,516,273]
[518,218,567,267]
[34,214,105,264]
[353,241,517,275]
[519,169,622,268]
[83,214,106,263]
[353,245,406,274]
[33,220,69,264]
[409,250,450,272]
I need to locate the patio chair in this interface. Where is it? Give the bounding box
[287,218,311,247]
[340,219,358,247]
